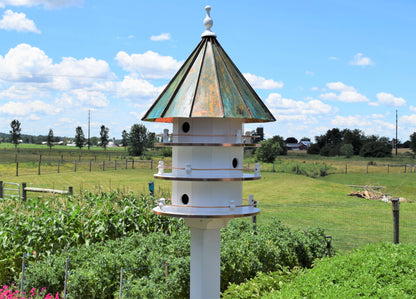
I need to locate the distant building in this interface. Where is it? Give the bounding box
[286,141,311,150]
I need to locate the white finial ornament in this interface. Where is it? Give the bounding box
[201,5,216,37]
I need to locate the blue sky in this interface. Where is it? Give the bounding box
[0,0,415,142]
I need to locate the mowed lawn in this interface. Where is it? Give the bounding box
[1,167,415,252]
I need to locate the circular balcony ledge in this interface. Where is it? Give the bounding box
[153,205,260,218]
[155,142,260,147]
[154,173,261,181]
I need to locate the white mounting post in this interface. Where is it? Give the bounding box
[184,218,229,299]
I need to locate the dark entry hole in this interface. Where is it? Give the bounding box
[182,122,190,133]
[232,158,238,168]
[181,194,189,205]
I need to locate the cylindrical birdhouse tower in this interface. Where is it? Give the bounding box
[142,6,275,299]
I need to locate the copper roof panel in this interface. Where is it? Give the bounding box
[192,41,223,117]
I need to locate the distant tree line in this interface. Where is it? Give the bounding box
[307,128,394,158]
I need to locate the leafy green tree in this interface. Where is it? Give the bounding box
[285,137,298,144]
[128,124,148,156]
[10,119,21,149]
[360,135,392,157]
[255,135,287,163]
[121,129,129,148]
[340,144,354,158]
[410,132,416,153]
[75,126,86,150]
[47,128,54,150]
[99,125,110,150]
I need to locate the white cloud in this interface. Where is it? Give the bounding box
[305,70,314,76]
[265,93,334,115]
[400,114,416,126]
[0,100,61,115]
[376,92,406,107]
[350,53,375,66]
[410,105,416,112]
[116,75,164,103]
[243,73,283,89]
[0,43,113,89]
[0,0,83,9]
[311,86,318,91]
[0,9,40,33]
[150,33,171,41]
[320,82,369,103]
[331,115,372,127]
[328,56,339,60]
[325,82,355,92]
[115,50,182,79]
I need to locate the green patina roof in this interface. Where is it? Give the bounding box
[142,35,276,123]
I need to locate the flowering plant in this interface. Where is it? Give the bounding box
[0,285,59,299]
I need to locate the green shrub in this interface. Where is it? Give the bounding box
[222,267,302,298]
[21,219,331,298]
[275,242,416,298]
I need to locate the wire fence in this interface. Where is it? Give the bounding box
[0,159,154,177]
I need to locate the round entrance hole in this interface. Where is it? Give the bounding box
[181,194,189,205]
[232,158,238,168]
[182,122,190,133]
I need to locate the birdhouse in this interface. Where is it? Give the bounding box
[142,6,275,299]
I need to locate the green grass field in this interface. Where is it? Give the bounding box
[1,146,415,252]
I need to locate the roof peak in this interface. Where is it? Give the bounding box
[201,5,216,38]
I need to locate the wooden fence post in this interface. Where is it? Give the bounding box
[132,159,135,169]
[387,164,389,174]
[0,180,3,198]
[16,162,18,176]
[68,186,73,195]
[115,160,117,170]
[392,198,400,244]
[74,160,77,172]
[89,159,92,172]
[125,159,128,169]
[345,163,347,174]
[22,182,27,202]
[58,160,60,173]
[38,160,41,175]
[151,160,153,170]
[404,164,407,173]
[103,160,105,171]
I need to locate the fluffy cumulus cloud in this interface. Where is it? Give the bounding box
[150,33,171,41]
[400,114,416,126]
[410,105,416,112]
[0,100,61,115]
[0,43,113,89]
[0,9,40,33]
[320,82,369,103]
[376,92,406,107]
[331,115,372,127]
[116,75,164,102]
[115,50,182,79]
[243,73,283,89]
[265,93,334,116]
[350,53,375,66]
[0,0,83,9]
